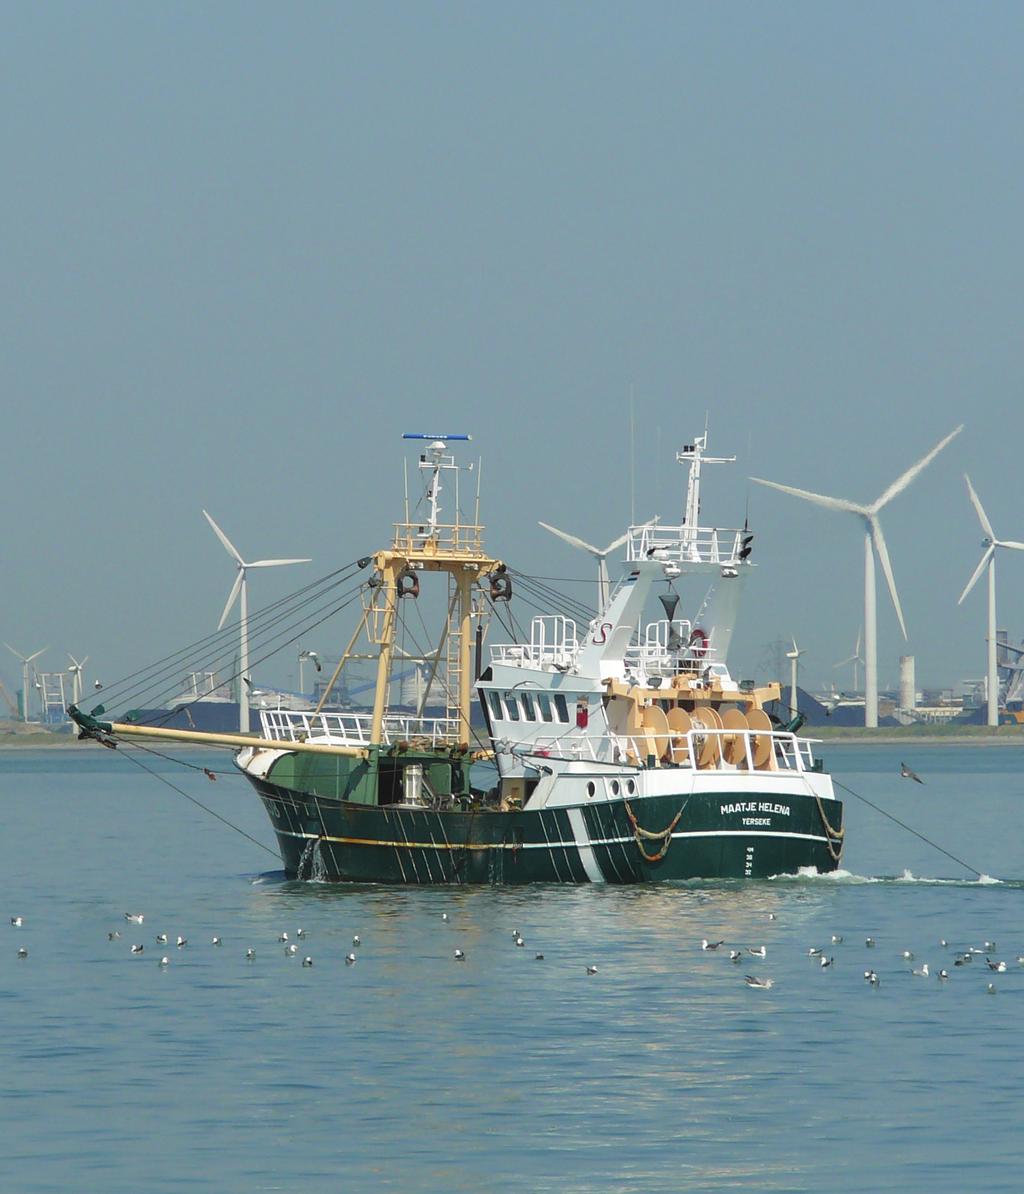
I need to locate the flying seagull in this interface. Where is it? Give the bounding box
[900,762,924,784]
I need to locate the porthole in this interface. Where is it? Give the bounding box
[611,780,620,796]
[627,780,636,795]
[586,782,596,798]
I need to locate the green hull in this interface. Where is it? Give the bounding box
[246,770,844,884]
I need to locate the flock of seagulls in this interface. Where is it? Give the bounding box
[8,908,1019,996]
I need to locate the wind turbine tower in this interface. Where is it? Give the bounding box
[3,643,47,722]
[957,475,1024,727]
[203,511,311,733]
[537,524,629,614]
[752,425,962,727]
[785,639,806,720]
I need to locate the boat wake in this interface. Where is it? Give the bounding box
[769,866,1009,887]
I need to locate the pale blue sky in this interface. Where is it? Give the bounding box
[3,2,1022,700]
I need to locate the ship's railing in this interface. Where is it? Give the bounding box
[498,734,607,763]
[390,521,486,555]
[490,615,579,668]
[627,523,746,565]
[259,709,463,748]
[618,728,817,773]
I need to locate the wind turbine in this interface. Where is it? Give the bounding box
[538,517,658,614]
[67,654,89,706]
[297,649,321,697]
[833,629,864,693]
[3,644,47,722]
[752,425,962,727]
[785,639,806,719]
[203,511,311,733]
[957,474,1024,727]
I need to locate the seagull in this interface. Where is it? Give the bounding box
[902,950,914,960]
[246,948,256,960]
[954,957,970,967]
[131,944,144,954]
[1017,956,1024,966]
[768,913,777,921]
[820,956,834,968]
[124,913,144,924]
[868,971,880,987]
[346,952,357,965]
[939,939,948,948]
[10,916,23,928]
[302,956,313,968]
[211,937,222,947]
[159,956,169,967]
[176,936,187,948]
[987,958,1007,973]
[937,969,950,980]
[586,965,598,975]
[702,939,725,951]
[900,762,924,784]
[808,947,823,957]
[279,932,289,943]
[865,937,875,947]
[984,940,997,951]
[748,946,767,958]
[17,946,28,959]
[353,935,361,947]
[442,913,449,922]
[730,950,742,962]
[988,983,997,994]
[107,931,121,941]
[831,935,843,944]
[912,963,929,977]
[535,953,545,960]
[297,928,307,939]
[744,975,774,989]
[286,943,298,956]
[864,969,877,981]
[515,936,525,947]
[454,949,465,961]
[156,934,168,945]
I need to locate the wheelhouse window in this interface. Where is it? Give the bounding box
[554,694,569,722]
[487,691,503,721]
[521,692,536,721]
[537,693,553,722]
[504,694,521,721]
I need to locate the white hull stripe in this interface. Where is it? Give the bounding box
[567,808,605,883]
[272,827,832,849]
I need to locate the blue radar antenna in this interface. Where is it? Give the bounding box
[402,433,472,441]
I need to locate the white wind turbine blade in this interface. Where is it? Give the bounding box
[868,515,907,639]
[203,510,245,565]
[958,544,994,605]
[870,425,963,513]
[217,571,244,630]
[995,539,1024,551]
[247,558,313,568]
[749,478,866,515]
[538,522,602,557]
[963,474,994,541]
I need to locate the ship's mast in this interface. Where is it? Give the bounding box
[678,431,735,556]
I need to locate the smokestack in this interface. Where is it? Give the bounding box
[899,655,916,712]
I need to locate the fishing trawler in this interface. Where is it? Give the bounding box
[70,431,844,883]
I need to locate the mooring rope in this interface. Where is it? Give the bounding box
[832,777,983,879]
[623,798,685,863]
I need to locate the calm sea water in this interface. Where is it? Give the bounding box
[2,742,1023,1192]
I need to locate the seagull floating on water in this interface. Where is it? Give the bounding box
[987,958,1007,973]
[246,948,256,960]
[808,947,823,957]
[453,949,465,961]
[988,983,997,994]
[865,938,875,948]
[353,935,361,947]
[125,913,144,924]
[346,952,358,965]
[899,762,924,784]
[586,965,598,975]
[702,939,725,951]
[938,969,950,980]
[730,950,742,962]
[159,956,169,967]
[745,975,774,989]
[211,937,222,947]
[131,944,144,954]
[902,950,914,960]
[748,946,767,958]
[286,944,298,956]
[11,916,23,928]
[108,931,121,941]
[156,934,167,945]
[820,956,834,968]
[17,946,28,959]
[515,936,525,947]
[831,935,843,945]
[176,936,187,948]
[302,956,313,967]
[279,932,288,943]
[535,953,544,961]
[912,963,929,977]
[442,913,449,922]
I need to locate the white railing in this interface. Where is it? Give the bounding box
[259,709,463,748]
[616,728,818,773]
[490,615,579,669]
[627,524,746,565]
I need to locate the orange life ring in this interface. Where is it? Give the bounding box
[689,627,709,658]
